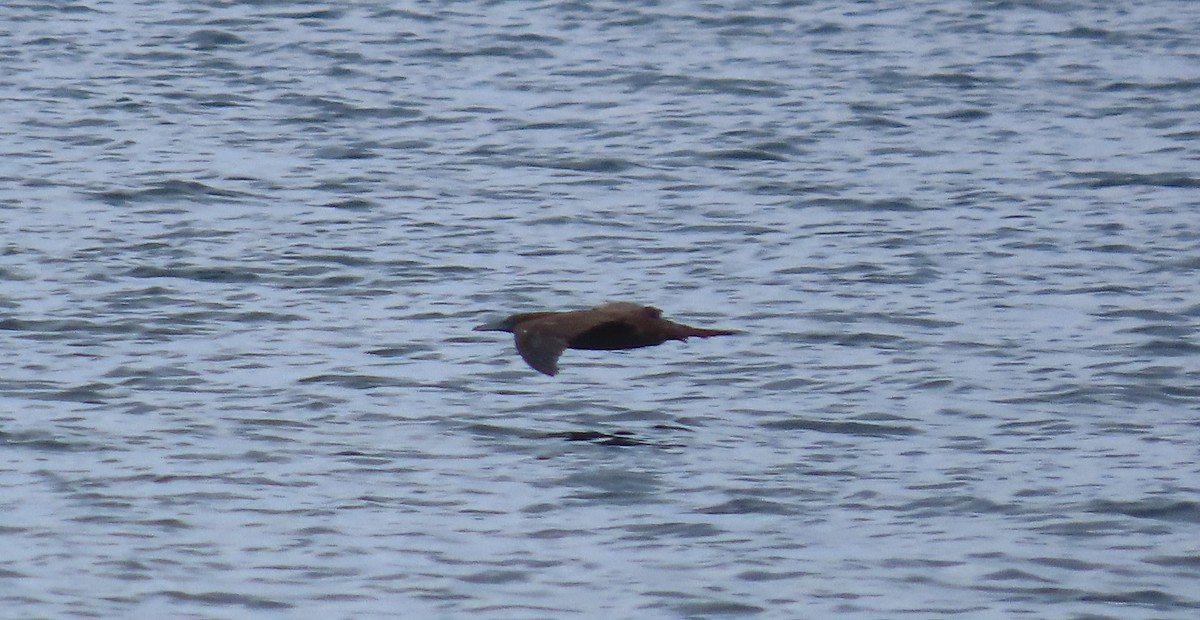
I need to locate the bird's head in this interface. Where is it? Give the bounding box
[472,315,516,333]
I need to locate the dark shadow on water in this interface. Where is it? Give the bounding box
[464,422,689,448]
[549,429,651,447]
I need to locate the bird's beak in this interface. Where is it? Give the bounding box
[473,319,506,332]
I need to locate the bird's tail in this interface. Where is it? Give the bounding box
[683,327,738,338]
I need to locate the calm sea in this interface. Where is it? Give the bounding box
[3,1,1199,618]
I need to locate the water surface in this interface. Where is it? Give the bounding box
[3,1,1199,618]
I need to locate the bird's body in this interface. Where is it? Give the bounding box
[473,302,737,376]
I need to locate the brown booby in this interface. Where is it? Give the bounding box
[473,302,737,376]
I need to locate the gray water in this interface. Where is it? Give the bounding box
[3,1,1200,618]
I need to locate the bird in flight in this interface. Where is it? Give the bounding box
[473,302,737,376]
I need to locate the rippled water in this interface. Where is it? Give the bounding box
[3,1,1200,618]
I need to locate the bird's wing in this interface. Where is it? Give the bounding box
[513,312,633,375]
[513,323,570,376]
[593,302,661,318]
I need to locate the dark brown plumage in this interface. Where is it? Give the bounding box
[473,302,737,376]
